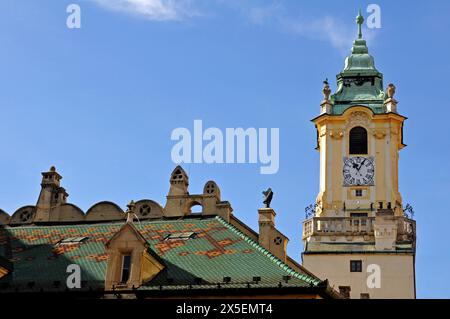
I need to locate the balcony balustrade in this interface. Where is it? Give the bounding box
[302,216,415,240]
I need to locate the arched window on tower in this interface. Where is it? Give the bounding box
[349,127,368,154]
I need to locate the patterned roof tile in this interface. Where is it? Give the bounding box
[0,216,320,291]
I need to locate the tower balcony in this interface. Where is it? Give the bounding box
[302,216,415,241]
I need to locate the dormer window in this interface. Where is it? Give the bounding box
[120,254,132,284]
[349,126,368,154]
[105,223,165,290]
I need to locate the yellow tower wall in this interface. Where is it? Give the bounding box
[303,253,415,299]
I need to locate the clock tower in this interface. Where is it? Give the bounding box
[301,12,416,299]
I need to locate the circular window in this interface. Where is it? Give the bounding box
[140,204,151,216]
[19,210,34,223]
[205,183,215,194]
[273,236,283,245]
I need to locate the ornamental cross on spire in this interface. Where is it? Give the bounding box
[356,9,364,39]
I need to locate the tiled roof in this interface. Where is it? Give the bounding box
[0,216,320,292]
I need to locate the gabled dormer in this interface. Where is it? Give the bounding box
[104,202,165,290]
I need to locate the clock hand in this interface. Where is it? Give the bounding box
[357,158,367,171]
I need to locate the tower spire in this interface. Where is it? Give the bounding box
[351,10,368,54]
[323,10,385,115]
[356,9,364,39]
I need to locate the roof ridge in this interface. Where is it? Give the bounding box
[1,216,220,230]
[1,221,125,230]
[214,216,321,286]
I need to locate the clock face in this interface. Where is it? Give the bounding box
[343,156,375,186]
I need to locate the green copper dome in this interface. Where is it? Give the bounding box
[343,39,377,74]
[330,10,386,115]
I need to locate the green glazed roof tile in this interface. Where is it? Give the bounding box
[0,216,319,291]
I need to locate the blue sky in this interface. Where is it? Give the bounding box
[0,0,449,298]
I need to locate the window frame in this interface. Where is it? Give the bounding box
[350,260,363,272]
[120,254,132,284]
[349,126,368,155]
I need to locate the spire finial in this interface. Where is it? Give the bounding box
[356,9,364,39]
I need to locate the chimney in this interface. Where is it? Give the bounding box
[34,166,68,223]
[164,166,190,217]
[258,207,288,263]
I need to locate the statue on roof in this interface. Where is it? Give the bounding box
[322,78,331,101]
[386,83,396,99]
[126,200,136,223]
[262,188,273,208]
